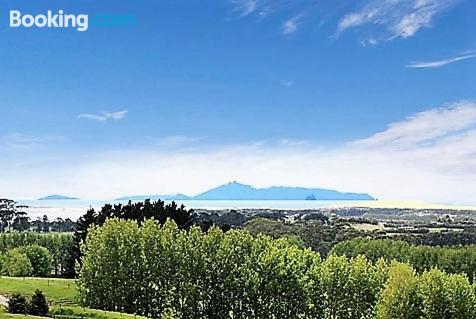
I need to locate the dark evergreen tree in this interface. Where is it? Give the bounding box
[12,211,30,231]
[41,215,50,232]
[50,217,76,232]
[29,290,49,316]
[72,208,98,270]
[72,200,196,271]
[32,217,43,232]
[0,199,16,232]
[7,293,28,314]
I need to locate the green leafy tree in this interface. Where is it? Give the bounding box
[332,238,476,280]
[447,274,476,318]
[418,269,453,318]
[3,249,33,277]
[78,218,474,319]
[418,270,476,319]
[20,245,52,277]
[0,232,75,278]
[161,308,176,319]
[376,262,422,319]
[78,218,143,313]
[253,238,320,318]
[346,256,388,319]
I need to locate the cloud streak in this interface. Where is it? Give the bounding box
[229,0,459,42]
[337,0,459,41]
[229,0,315,35]
[231,0,258,16]
[407,51,476,69]
[356,101,476,147]
[282,13,305,35]
[1,133,65,149]
[78,110,128,122]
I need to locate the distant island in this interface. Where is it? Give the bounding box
[116,181,374,201]
[38,195,79,200]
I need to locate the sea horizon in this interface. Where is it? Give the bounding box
[17,199,476,221]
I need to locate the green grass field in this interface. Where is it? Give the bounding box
[50,306,149,318]
[0,306,148,319]
[0,277,77,305]
[0,277,149,318]
[0,307,49,318]
[350,222,384,232]
[0,314,48,319]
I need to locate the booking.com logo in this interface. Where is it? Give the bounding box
[9,10,136,32]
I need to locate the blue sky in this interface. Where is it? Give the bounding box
[0,0,475,203]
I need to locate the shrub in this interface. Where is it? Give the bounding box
[7,293,28,314]
[3,249,33,277]
[29,289,49,316]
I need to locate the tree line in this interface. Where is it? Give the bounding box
[331,238,476,281]
[72,199,195,268]
[243,217,476,256]
[0,198,75,232]
[1,199,201,278]
[0,232,75,277]
[78,218,476,319]
[243,217,364,256]
[392,228,476,246]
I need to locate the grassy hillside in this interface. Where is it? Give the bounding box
[0,306,148,319]
[0,277,148,318]
[0,306,49,318]
[0,308,146,319]
[0,277,76,305]
[50,306,149,318]
[0,313,49,319]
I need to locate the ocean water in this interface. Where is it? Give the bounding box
[17,199,373,221]
[17,199,476,221]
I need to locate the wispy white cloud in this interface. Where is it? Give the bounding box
[2,133,45,148]
[229,0,459,42]
[279,138,310,146]
[231,0,258,16]
[407,51,476,69]
[337,0,459,41]
[282,13,305,35]
[356,101,476,147]
[230,1,315,34]
[146,135,205,147]
[338,12,367,33]
[1,133,65,149]
[351,101,476,178]
[78,110,128,122]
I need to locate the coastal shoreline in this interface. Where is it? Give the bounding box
[18,199,476,221]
